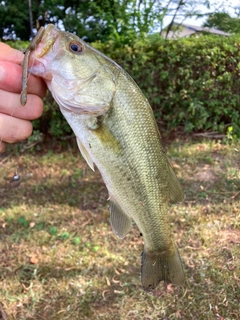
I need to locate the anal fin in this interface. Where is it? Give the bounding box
[76,137,94,171]
[110,199,132,239]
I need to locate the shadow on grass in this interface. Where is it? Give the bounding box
[1,175,108,210]
[181,176,240,204]
[1,165,239,212]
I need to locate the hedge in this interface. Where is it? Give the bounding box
[93,34,240,138]
[5,33,240,138]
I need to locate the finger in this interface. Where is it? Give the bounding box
[0,113,33,143]
[0,43,24,64]
[0,61,47,98]
[0,89,44,120]
[0,141,6,153]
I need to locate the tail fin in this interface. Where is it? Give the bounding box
[141,244,184,291]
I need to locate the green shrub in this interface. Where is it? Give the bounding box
[5,34,240,138]
[93,34,240,137]
[3,40,29,50]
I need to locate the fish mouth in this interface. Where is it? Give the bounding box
[28,25,60,80]
[28,60,52,79]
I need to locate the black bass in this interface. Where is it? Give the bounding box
[21,24,184,291]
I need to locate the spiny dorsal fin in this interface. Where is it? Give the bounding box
[110,199,132,239]
[76,137,95,171]
[168,163,184,204]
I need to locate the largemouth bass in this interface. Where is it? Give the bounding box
[21,24,184,291]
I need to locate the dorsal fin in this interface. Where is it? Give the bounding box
[110,199,132,239]
[76,137,94,171]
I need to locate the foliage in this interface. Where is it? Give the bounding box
[4,32,240,139]
[93,34,240,137]
[204,12,240,33]
[0,0,167,42]
[0,139,239,319]
[0,0,212,42]
[62,0,166,44]
[0,0,39,40]
[2,40,29,50]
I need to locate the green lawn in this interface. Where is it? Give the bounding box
[0,138,239,320]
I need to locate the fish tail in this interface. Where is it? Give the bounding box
[141,244,184,291]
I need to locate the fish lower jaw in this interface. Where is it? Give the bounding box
[28,60,53,80]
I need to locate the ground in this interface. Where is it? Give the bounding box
[0,137,239,320]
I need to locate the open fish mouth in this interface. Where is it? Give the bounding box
[20,25,60,105]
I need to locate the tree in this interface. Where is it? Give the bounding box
[0,0,39,40]
[0,0,211,41]
[204,12,240,33]
[1,0,165,41]
[164,0,211,38]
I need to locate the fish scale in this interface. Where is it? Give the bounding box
[21,24,185,291]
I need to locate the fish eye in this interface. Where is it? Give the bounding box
[69,41,82,54]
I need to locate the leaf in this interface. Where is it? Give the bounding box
[30,255,39,265]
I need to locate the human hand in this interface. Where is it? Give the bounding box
[0,42,46,153]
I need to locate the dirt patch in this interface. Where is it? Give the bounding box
[217,229,240,245]
[194,165,217,182]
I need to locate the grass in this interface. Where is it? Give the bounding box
[0,137,239,320]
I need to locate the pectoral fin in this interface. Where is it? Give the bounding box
[168,163,184,203]
[76,137,94,171]
[110,200,132,239]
